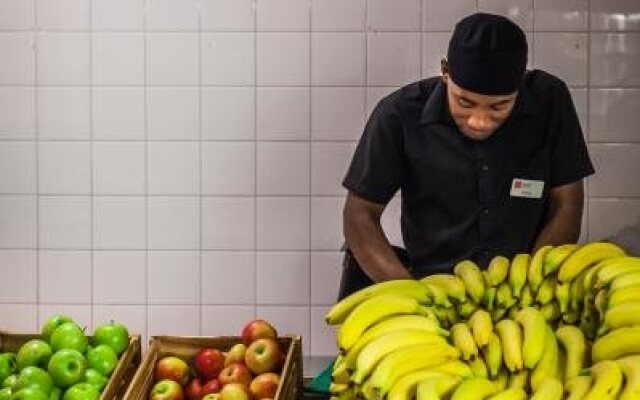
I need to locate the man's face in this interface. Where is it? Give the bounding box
[444,73,517,141]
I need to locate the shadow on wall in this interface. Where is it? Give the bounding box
[606,217,640,255]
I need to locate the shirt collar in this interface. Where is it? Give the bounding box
[419,76,541,125]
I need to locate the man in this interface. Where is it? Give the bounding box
[339,13,594,298]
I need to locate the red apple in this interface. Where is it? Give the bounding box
[241,320,277,346]
[217,363,252,387]
[219,384,249,400]
[244,339,282,375]
[184,378,203,400]
[224,344,246,367]
[249,373,279,399]
[154,356,189,386]
[193,349,225,381]
[200,379,221,396]
[150,379,184,400]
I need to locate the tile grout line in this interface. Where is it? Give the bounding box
[143,0,149,344]
[197,5,203,335]
[585,0,591,241]
[89,0,94,330]
[307,0,312,356]
[253,0,258,321]
[34,0,40,330]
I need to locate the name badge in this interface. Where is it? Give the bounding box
[510,178,544,199]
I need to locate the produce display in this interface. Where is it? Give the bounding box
[0,315,130,400]
[325,241,640,399]
[148,319,285,400]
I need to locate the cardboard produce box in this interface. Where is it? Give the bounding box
[123,335,302,400]
[0,331,142,400]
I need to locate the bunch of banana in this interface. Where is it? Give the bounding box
[324,240,640,399]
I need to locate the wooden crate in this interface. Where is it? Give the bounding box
[123,335,302,400]
[0,331,142,400]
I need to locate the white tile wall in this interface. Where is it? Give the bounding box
[0,0,639,356]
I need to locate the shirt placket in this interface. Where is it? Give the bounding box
[475,142,492,262]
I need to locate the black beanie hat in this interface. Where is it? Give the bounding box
[447,13,528,95]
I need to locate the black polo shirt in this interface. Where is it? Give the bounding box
[343,70,594,276]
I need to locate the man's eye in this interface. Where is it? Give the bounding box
[491,105,505,111]
[458,99,473,108]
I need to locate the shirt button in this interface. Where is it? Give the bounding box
[482,208,489,215]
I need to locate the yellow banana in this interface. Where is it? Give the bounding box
[454,260,486,304]
[444,306,460,326]
[329,382,350,394]
[508,254,529,298]
[543,244,579,276]
[496,282,516,309]
[603,302,640,332]
[457,301,478,319]
[468,309,493,348]
[582,360,623,400]
[616,355,640,400]
[530,324,559,391]
[610,271,640,292]
[564,375,592,400]
[557,242,626,283]
[330,385,356,400]
[367,342,461,398]
[421,274,467,304]
[507,370,529,391]
[535,275,556,305]
[592,327,640,362]
[495,318,523,372]
[486,388,526,400]
[423,281,453,308]
[337,294,432,351]
[530,378,563,400]
[415,375,461,400]
[451,322,479,361]
[556,325,587,381]
[385,370,448,400]
[335,314,445,376]
[431,360,474,377]
[325,279,431,324]
[569,269,588,313]
[594,288,607,322]
[518,284,533,308]
[332,365,350,384]
[529,245,553,294]
[484,287,497,311]
[486,256,510,287]
[607,284,640,308]
[492,369,509,390]
[515,307,547,369]
[556,346,566,382]
[469,356,489,378]
[450,378,499,400]
[540,301,561,323]
[482,333,502,378]
[594,256,640,289]
[351,330,447,384]
[555,282,571,313]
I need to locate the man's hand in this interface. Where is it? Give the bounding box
[534,180,585,250]
[343,191,412,282]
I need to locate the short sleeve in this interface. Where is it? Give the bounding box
[549,82,595,187]
[342,98,404,205]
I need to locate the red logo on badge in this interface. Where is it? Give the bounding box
[514,180,522,189]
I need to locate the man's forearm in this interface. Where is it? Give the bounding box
[533,182,584,250]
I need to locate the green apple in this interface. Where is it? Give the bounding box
[16,341,52,370]
[49,324,87,354]
[86,345,117,377]
[11,388,48,400]
[47,350,86,388]
[14,367,52,395]
[0,354,16,384]
[92,322,128,356]
[47,388,60,400]
[83,369,107,392]
[0,387,11,400]
[41,315,74,343]
[2,375,17,390]
[62,383,99,400]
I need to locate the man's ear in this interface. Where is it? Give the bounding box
[440,59,449,83]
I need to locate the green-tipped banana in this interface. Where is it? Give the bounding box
[564,375,592,400]
[544,244,579,277]
[450,378,499,400]
[518,284,533,308]
[483,333,502,378]
[468,309,492,348]
[507,370,529,391]
[555,325,587,381]
[423,281,453,308]
[536,275,556,305]
[484,287,497,311]
[569,269,588,313]
[495,318,523,372]
[451,322,478,361]
[555,282,570,313]
[496,282,515,309]
[386,370,449,400]
[486,256,510,287]
[594,256,640,289]
[558,242,626,283]
[325,279,430,325]
[582,360,623,400]
[616,355,640,400]
[366,342,460,398]
[337,294,432,351]
[530,378,563,400]
[470,356,489,378]
[529,245,553,294]
[457,301,478,319]
[454,260,486,304]
[508,253,529,298]
[487,388,526,400]
[421,274,467,304]
[351,330,447,384]
[530,325,559,391]
[540,301,561,323]
[415,375,461,400]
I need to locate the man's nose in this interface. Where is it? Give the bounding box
[467,112,493,132]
